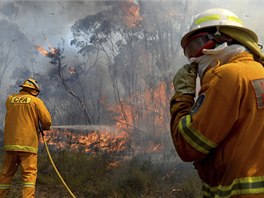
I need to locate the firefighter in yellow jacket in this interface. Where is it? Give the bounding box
[0,78,51,198]
[170,8,264,197]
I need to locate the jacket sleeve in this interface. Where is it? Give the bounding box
[36,98,52,130]
[170,64,240,162]
[170,94,206,161]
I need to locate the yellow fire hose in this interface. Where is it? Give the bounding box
[41,134,76,198]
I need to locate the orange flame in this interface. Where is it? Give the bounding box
[107,82,169,153]
[35,45,58,58]
[35,45,49,56]
[111,82,168,131]
[122,0,142,28]
[40,82,168,154]
[42,129,129,153]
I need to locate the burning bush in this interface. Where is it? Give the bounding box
[41,128,129,155]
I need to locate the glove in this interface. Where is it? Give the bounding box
[172,63,198,96]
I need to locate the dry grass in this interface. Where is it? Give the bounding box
[0,149,202,198]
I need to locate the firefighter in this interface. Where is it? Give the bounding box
[170,8,264,197]
[0,78,51,198]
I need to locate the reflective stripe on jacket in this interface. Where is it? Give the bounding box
[170,52,264,197]
[4,91,51,153]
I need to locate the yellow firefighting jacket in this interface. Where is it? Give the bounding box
[170,52,264,197]
[4,90,51,154]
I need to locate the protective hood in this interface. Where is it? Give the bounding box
[220,27,264,64]
[20,87,39,96]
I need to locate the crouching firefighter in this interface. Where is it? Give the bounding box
[0,78,51,198]
[170,8,264,197]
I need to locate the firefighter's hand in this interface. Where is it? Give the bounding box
[173,64,197,96]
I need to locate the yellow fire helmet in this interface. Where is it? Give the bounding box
[181,8,258,49]
[19,78,40,92]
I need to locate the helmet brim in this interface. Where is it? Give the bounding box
[19,84,40,92]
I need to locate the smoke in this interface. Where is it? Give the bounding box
[51,125,118,133]
[0,1,109,45]
[0,0,261,64]
[0,0,263,117]
[0,1,112,90]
